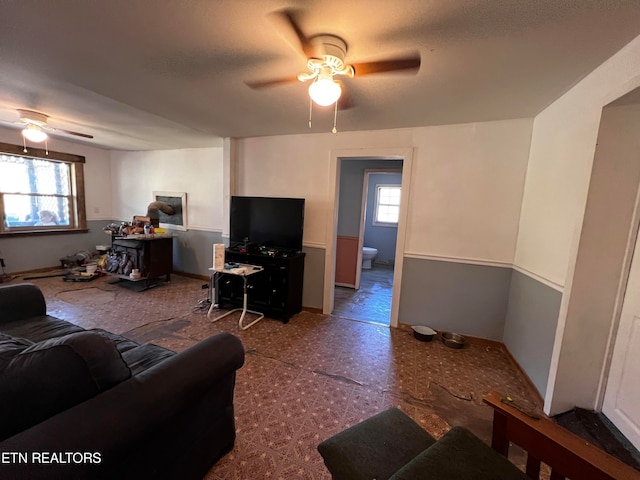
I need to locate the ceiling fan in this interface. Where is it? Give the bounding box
[245,9,421,116]
[1,109,93,150]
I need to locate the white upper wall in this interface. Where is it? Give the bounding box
[515,34,640,288]
[236,118,533,264]
[406,121,532,263]
[0,126,113,221]
[110,147,224,231]
[0,113,533,268]
[513,33,640,415]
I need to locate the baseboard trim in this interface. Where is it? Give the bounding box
[173,271,210,282]
[502,344,545,407]
[397,323,502,347]
[14,265,64,275]
[302,306,323,314]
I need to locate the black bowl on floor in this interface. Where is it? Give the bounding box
[412,325,437,342]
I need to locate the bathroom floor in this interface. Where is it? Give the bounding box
[333,265,393,325]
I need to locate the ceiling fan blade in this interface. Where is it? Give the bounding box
[0,119,23,127]
[268,9,314,58]
[244,76,299,90]
[351,54,421,77]
[3,109,94,139]
[55,128,94,139]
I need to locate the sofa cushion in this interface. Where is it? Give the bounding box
[389,426,528,480]
[91,328,143,354]
[122,343,176,375]
[1,315,85,342]
[318,407,437,480]
[88,329,174,374]
[0,333,33,367]
[0,331,131,441]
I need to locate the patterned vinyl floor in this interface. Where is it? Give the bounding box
[20,273,542,480]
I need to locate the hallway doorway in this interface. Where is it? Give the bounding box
[324,146,414,328]
[331,157,405,326]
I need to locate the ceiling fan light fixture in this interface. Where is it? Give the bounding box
[308,77,341,106]
[22,124,48,143]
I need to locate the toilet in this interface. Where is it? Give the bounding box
[362,247,378,269]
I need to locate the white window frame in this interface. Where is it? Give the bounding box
[373,184,401,226]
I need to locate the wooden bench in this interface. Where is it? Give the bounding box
[483,391,640,480]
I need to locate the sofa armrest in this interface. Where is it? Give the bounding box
[0,283,47,323]
[0,332,245,479]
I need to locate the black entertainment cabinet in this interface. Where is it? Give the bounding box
[216,249,305,323]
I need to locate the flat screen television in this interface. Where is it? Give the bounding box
[230,196,305,252]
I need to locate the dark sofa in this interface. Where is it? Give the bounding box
[0,283,245,479]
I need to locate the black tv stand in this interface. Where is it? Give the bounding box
[227,243,301,258]
[215,249,305,323]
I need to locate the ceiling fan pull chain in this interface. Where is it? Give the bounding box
[45,138,49,155]
[22,136,27,153]
[308,97,313,128]
[332,102,338,134]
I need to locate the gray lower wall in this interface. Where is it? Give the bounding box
[301,246,325,310]
[398,257,513,341]
[0,220,227,277]
[503,270,562,397]
[0,220,113,273]
[170,229,225,277]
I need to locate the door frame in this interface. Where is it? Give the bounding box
[544,98,640,415]
[323,147,414,328]
[599,187,640,408]
[601,192,640,445]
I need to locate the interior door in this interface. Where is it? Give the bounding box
[603,229,640,450]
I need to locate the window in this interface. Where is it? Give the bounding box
[373,184,401,226]
[0,142,86,235]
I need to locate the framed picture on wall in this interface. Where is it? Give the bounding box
[152,191,187,231]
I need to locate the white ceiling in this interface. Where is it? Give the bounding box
[1,1,639,150]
